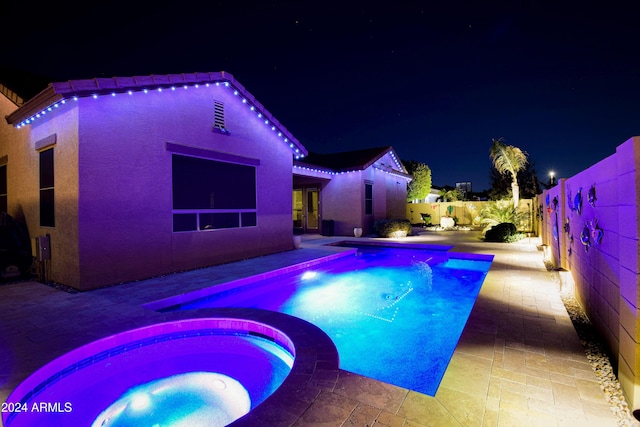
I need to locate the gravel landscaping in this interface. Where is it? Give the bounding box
[550,268,640,426]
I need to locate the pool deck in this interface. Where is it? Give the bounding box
[0,230,635,426]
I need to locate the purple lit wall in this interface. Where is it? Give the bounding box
[1,75,300,289]
[314,152,410,236]
[321,170,364,236]
[538,136,640,409]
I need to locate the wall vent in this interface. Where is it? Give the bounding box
[212,100,227,132]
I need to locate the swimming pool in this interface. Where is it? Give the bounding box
[3,318,295,427]
[150,242,493,396]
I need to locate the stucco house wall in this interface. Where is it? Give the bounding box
[382,169,409,219]
[2,72,305,290]
[306,151,410,237]
[318,170,363,236]
[370,168,386,222]
[538,136,640,410]
[34,110,81,287]
[1,91,82,286]
[0,89,31,222]
[368,166,409,233]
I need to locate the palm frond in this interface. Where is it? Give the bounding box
[479,199,527,234]
[489,138,528,179]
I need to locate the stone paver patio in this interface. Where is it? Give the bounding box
[0,231,632,426]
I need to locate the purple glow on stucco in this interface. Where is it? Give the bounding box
[538,136,640,407]
[13,70,302,289]
[10,72,307,158]
[4,70,410,290]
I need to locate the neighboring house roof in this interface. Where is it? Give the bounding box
[0,65,52,106]
[3,71,307,158]
[294,146,409,177]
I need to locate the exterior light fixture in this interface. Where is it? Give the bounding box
[556,267,574,294]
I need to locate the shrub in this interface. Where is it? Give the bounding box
[479,199,527,234]
[484,222,517,242]
[504,232,526,243]
[374,219,412,238]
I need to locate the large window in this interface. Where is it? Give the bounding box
[172,154,257,232]
[39,149,55,227]
[365,182,373,215]
[0,164,6,214]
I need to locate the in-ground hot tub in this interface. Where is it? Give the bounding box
[3,317,296,427]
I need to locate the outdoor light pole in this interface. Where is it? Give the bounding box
[548,171,556,187]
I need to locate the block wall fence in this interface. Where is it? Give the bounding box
[406,199,536,231]
[537,136,640,410]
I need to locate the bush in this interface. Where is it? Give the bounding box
[479,199,517,234]
[374,219,412,238]
[484,222,517,242]
[504,232,526,243]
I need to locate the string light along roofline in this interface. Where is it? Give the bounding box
[6,71,307,159]
[293,165,411,181]
[293,148,411,180]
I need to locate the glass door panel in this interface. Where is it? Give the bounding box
[292,189,303,230]
[306,188,319,230]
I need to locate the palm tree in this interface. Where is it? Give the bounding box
[489,137,528,208]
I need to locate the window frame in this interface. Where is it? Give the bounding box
[0,163,7,214]
[39,148,55,227]
[364,182,373,215]
[171,151,258,232]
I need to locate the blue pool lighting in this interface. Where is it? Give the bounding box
[300,271,317,280]
[154,242,493,396]
[92,372,252,427]
[4,318,296,427]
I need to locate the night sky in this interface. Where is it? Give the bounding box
[2,1,639,191]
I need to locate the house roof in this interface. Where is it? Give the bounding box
[4,71,307,158]
[0,65,52,105]
[294,146,409,176]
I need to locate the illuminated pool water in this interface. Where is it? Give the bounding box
[153,242,493,396]
[3,318,294,427]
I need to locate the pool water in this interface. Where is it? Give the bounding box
[162,244,493,396]
[92,371,251,427]
[4,320,294,427]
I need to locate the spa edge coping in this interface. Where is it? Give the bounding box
[5,308,339,427]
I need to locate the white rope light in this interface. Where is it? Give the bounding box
[374,166,413,181]
[14,80,305,159]
[293,165,360,175]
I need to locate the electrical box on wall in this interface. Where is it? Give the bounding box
[34,235,51,261]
